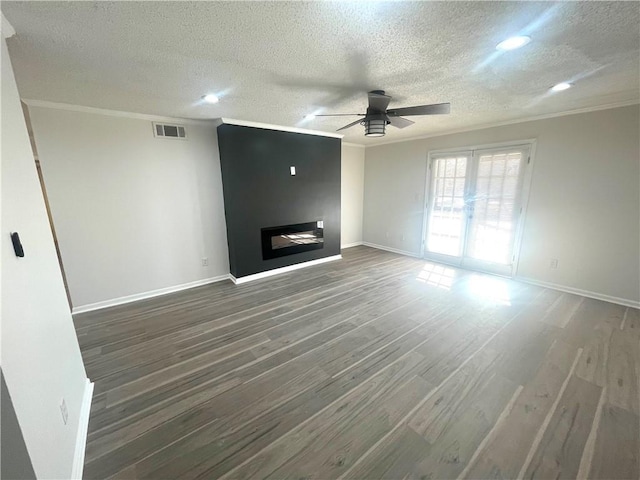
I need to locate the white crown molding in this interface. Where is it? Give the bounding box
[365,100,640,148]
[21,99,217,126]
[2,13,15,38]
[219,117,343,139]
[22,98,635,147]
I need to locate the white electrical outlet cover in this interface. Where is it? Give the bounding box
[290,166,296,175]
[60,399,68,425]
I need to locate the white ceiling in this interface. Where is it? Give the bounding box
[3,1,639,145]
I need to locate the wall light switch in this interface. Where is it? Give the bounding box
[290,166,296,176]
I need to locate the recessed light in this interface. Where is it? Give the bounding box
[304,114,316,120]
[203,94,219,104]
[550,82,572,92]
[496,35,531,51]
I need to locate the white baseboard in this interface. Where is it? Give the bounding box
[341,241,364,249]
[71,378,94,480]
[515,276,640,309]
[230,255,342,284]
[72,275,231,314]
[360,244,638,309]
[362,241,421,258]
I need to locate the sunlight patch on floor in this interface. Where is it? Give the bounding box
[416,263,456,290]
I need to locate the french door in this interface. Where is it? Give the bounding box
[424,144,530,276]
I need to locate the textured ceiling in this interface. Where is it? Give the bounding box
[3,1,639,145]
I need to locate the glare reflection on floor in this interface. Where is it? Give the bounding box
[466,274,512,306]
[416,262,513,305]
[416,263,456,290]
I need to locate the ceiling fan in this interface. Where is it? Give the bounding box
[312,90,450,137]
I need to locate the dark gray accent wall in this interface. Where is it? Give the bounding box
[217,124,341,278]
[1,370,37,480]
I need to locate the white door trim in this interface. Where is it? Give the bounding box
[421,139,537,278]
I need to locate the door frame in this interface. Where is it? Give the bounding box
[420,139,537,278]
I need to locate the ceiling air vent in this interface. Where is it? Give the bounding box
[153,122,187,139]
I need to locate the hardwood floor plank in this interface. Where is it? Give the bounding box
[461,341,580,480]
[406,373,518,480]
[227,359,432,480]
[413,288,547,387]
[75,247,637,480]
[343,425,430,479]
[135,340,434,479]
[86,376,243,464]
[90,277,427,431]
[560,298,625,348]
[407,347,502,442]
[347,368,518,480]
[85,366,331,477]
[522,375,602,480]
[575,323,614,388]
[606,327,639,414]
[588,403,640,480]
[488,311,560,385]
[622,307,640,339]
[271,375,434,479]
[540,293,583,328]
[91,260,419,388]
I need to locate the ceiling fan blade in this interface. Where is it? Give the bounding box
[387,103,451,117]
[336,118,364,131]
[368,91,392,112]
[387,115,415,129]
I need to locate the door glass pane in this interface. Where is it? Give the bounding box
[427,155,468,256]
[466,150,523,264]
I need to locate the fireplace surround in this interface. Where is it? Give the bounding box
[217,121,341,280]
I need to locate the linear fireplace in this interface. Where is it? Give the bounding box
[261,221,324,260]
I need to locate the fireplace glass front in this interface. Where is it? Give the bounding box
[261,221,324,259]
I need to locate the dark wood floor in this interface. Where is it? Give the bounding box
[75,246,640,479]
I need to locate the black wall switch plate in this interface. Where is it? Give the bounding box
[11,232,24,257]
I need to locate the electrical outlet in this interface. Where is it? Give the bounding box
[550,258,558,269]
[60,398,68,425]
[201,257,209,267]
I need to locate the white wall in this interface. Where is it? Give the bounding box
[1,36,89,479]
[341,144,365,247]
[27,106,230,309]
[363,105,640,304]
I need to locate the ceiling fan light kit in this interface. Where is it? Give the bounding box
[364,116,387,137]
